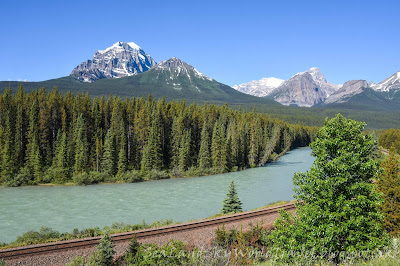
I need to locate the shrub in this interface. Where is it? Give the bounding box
[144,169,169,180]
[4,167,31,187]
[117,170,143,183]
[72,171,107,185]
[15,226,60,245]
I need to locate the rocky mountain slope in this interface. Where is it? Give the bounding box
[370,71,400,92]
[324,80,368,104]
[2,57,277,105]
[267,67,340,107]
[70,42,156,82]
[232,77,284,97]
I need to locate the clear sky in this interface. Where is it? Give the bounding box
[1,0,399,86]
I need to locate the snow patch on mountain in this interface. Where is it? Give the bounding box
[371,71,400,92]
[71,41,156,82]
[233,77,285,97]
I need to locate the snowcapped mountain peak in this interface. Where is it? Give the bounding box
[154,57,212,81]
[98,41,141,54]
[233,77,285,97]
[294,67,328,85]
[371,71,400,92]
[71,41,156,82]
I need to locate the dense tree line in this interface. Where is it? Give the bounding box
[0,86,316,186]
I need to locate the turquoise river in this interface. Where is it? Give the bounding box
[0,147,314,244]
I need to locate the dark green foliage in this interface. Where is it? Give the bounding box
[198,121,212,169]
[377,147,400,237]
[72,171,107,185]
[221,181,243,214]
[96,233,115,266]
[0,87,314,186]
[101,130,116,177]
[270,114,391,264]
[178,129,192,171]
[3,78,400,130]
[73,114,88,174]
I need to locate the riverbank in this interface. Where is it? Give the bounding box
[0,147,314,244]
[1,146,294,188]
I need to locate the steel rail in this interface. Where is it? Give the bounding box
[0,202,295,260]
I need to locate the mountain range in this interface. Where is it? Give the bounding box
[1,41,399,129]
[234,67,400,108]
[0,42,276,105]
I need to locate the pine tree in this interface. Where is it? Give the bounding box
[377,146,400,237]
[211,119,227,171]
[73,114,88,174]
[198,122,211,169]
[248,122,258,167]
[53,130,69,179]
[14,104,26,170]
[178,129,192,171]
[96,233,115,266]
[102,130,116,176]
[221,181,242,214]
[170,116,184,167]
[117,123,128,177]
[141,110,163,173]
[1,110,15,180]
[26,100,41,180]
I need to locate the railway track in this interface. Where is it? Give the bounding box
[0,202,296,261]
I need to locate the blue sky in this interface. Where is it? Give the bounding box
[1,0,399,86]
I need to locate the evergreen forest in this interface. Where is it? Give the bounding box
[0,86,316,187]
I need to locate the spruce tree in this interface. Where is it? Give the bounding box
[170,116,184,167]
[221,181,242,214]
[211,119,227,171]
[96,232,115,266]
[178,129,191,171]
[26,100,41,180]
[117,123,128,177]
[377,146,400,237]
[198,122,211,169]
[53,131,69,179]
[14,104,26,170]
[73,114,88,174]
[141,110,163,173]
[1,110,15,180]
[102,130,116,176]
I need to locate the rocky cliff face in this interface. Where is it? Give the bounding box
[71,42,156,82]
[324,80,368,104]
[232,77,284,97]
[269,67,340,107]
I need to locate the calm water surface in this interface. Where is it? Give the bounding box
[0,147,314,243]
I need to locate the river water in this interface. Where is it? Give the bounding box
[0,147,314,244]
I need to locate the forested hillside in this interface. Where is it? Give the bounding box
[0,86,316,187]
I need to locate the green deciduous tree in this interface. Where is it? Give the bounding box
[270,114,390,263]
[221,181,242,214]
[377,146,400,237]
